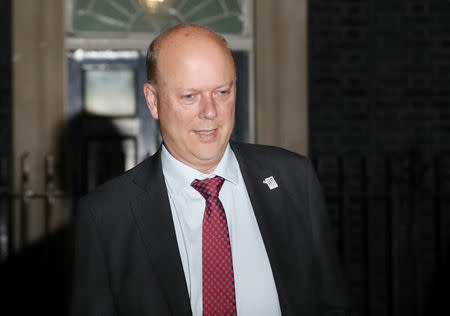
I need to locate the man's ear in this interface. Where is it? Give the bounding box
[143,82,159,120]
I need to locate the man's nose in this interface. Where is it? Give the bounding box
[199,94,217,119]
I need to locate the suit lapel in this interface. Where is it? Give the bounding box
[231,143,308,316]
[130,150,192,316]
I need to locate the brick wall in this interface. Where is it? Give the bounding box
[309,1,450,315]
[309,0,450,156]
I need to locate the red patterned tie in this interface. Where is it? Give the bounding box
[191,176,237,316]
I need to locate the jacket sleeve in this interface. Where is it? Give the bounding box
[306,159,355,315]
[71,198,117,316]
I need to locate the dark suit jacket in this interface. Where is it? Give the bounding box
[71,142,352,316]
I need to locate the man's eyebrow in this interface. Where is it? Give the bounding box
[214,80,234,89]
[175,87,200,93]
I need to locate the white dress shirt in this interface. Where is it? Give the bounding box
[161,144,281,316]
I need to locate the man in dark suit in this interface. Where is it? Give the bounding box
[71,24,352,316]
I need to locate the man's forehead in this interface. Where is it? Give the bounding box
[173,80,235,92]
[159,29,233,67]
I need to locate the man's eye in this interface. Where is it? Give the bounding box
[215,90,230,96]
[183,94,194,99]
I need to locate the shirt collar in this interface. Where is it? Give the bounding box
[161,143,239,195]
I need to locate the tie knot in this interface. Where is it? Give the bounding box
[191,176,225,200]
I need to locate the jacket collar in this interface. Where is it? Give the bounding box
[130,148,192,316]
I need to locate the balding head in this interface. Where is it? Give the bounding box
[146,23,234,86]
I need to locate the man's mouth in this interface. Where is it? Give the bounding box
[195,129,216,135]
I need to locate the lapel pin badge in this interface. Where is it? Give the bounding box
[263,176,278,190]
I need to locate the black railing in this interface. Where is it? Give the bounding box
[313,151,450,316]
[0,153,72,315]
[0,153,69,259]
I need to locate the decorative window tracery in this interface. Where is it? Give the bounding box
[70,0,249,35]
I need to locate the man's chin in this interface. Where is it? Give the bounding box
[193,152,221,164]
[190,148,227,170]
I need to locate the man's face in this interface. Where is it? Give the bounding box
[144,33,236,173]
